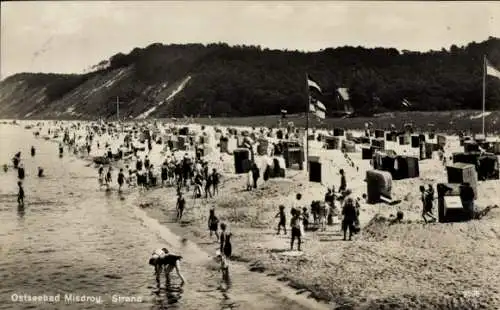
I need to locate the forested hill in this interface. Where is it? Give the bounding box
[1,37,499,119]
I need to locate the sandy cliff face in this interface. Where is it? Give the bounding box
[0,67,192,120]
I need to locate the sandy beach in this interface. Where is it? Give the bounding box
[2,119,500,310]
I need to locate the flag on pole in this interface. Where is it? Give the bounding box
[402,98,412,107]
[310,97,326,119]
[306,74,326,119]
[307,75,322,93]
[486,58,500,79]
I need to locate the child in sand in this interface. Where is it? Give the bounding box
[341,197,357,241]
[290,209,304,251]
[275,205,287,235]
[420,185,436,223]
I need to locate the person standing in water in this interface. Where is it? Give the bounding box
[18,164,25,180]
[176,192,186,222]
[38,167,44,178]
[208,208,220,241]
[12,152,21,169]
[31,146,36,157]
[105,167,112,190]
[219,223,232,259]
[216,250,230,286]
[59,143,64,158]
[17,181,25,206]
[117,168,125,193]
[98,165,104,188]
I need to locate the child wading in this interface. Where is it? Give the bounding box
[219,223,232,258]
[275,205,287,235]
[176,192,186,222]
[208,208,219,241]
[117,168,125,192]
[17,164,25,180]
[17,181,24,206]
[216,250,231,287]
[105,167,112,189]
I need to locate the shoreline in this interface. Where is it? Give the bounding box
[15,124,334,309]
[13,123,500,309]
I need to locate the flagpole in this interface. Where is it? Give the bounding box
[305,73,310,173]
[116,96,120,122]
[482,55,486,136]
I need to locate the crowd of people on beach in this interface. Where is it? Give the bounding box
[8,120,487,291]
[4,121,367,288]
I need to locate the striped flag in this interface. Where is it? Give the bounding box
[486,58,500,79]
[307,74,326,119]
[402,98,412,107]
[309,97,326,119]
[307,75,322,93]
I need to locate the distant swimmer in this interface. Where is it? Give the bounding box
[31,146,36,157]
[38,167,44,178]
[149,248,185,285]
[17,164,25,180]
[12,152,21,169]
[17,181,24,206]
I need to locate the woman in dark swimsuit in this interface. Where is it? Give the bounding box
[219,223,232,258]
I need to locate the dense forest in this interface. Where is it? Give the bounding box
[1,37,499,119]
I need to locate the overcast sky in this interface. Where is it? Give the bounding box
[1,1,499,78]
